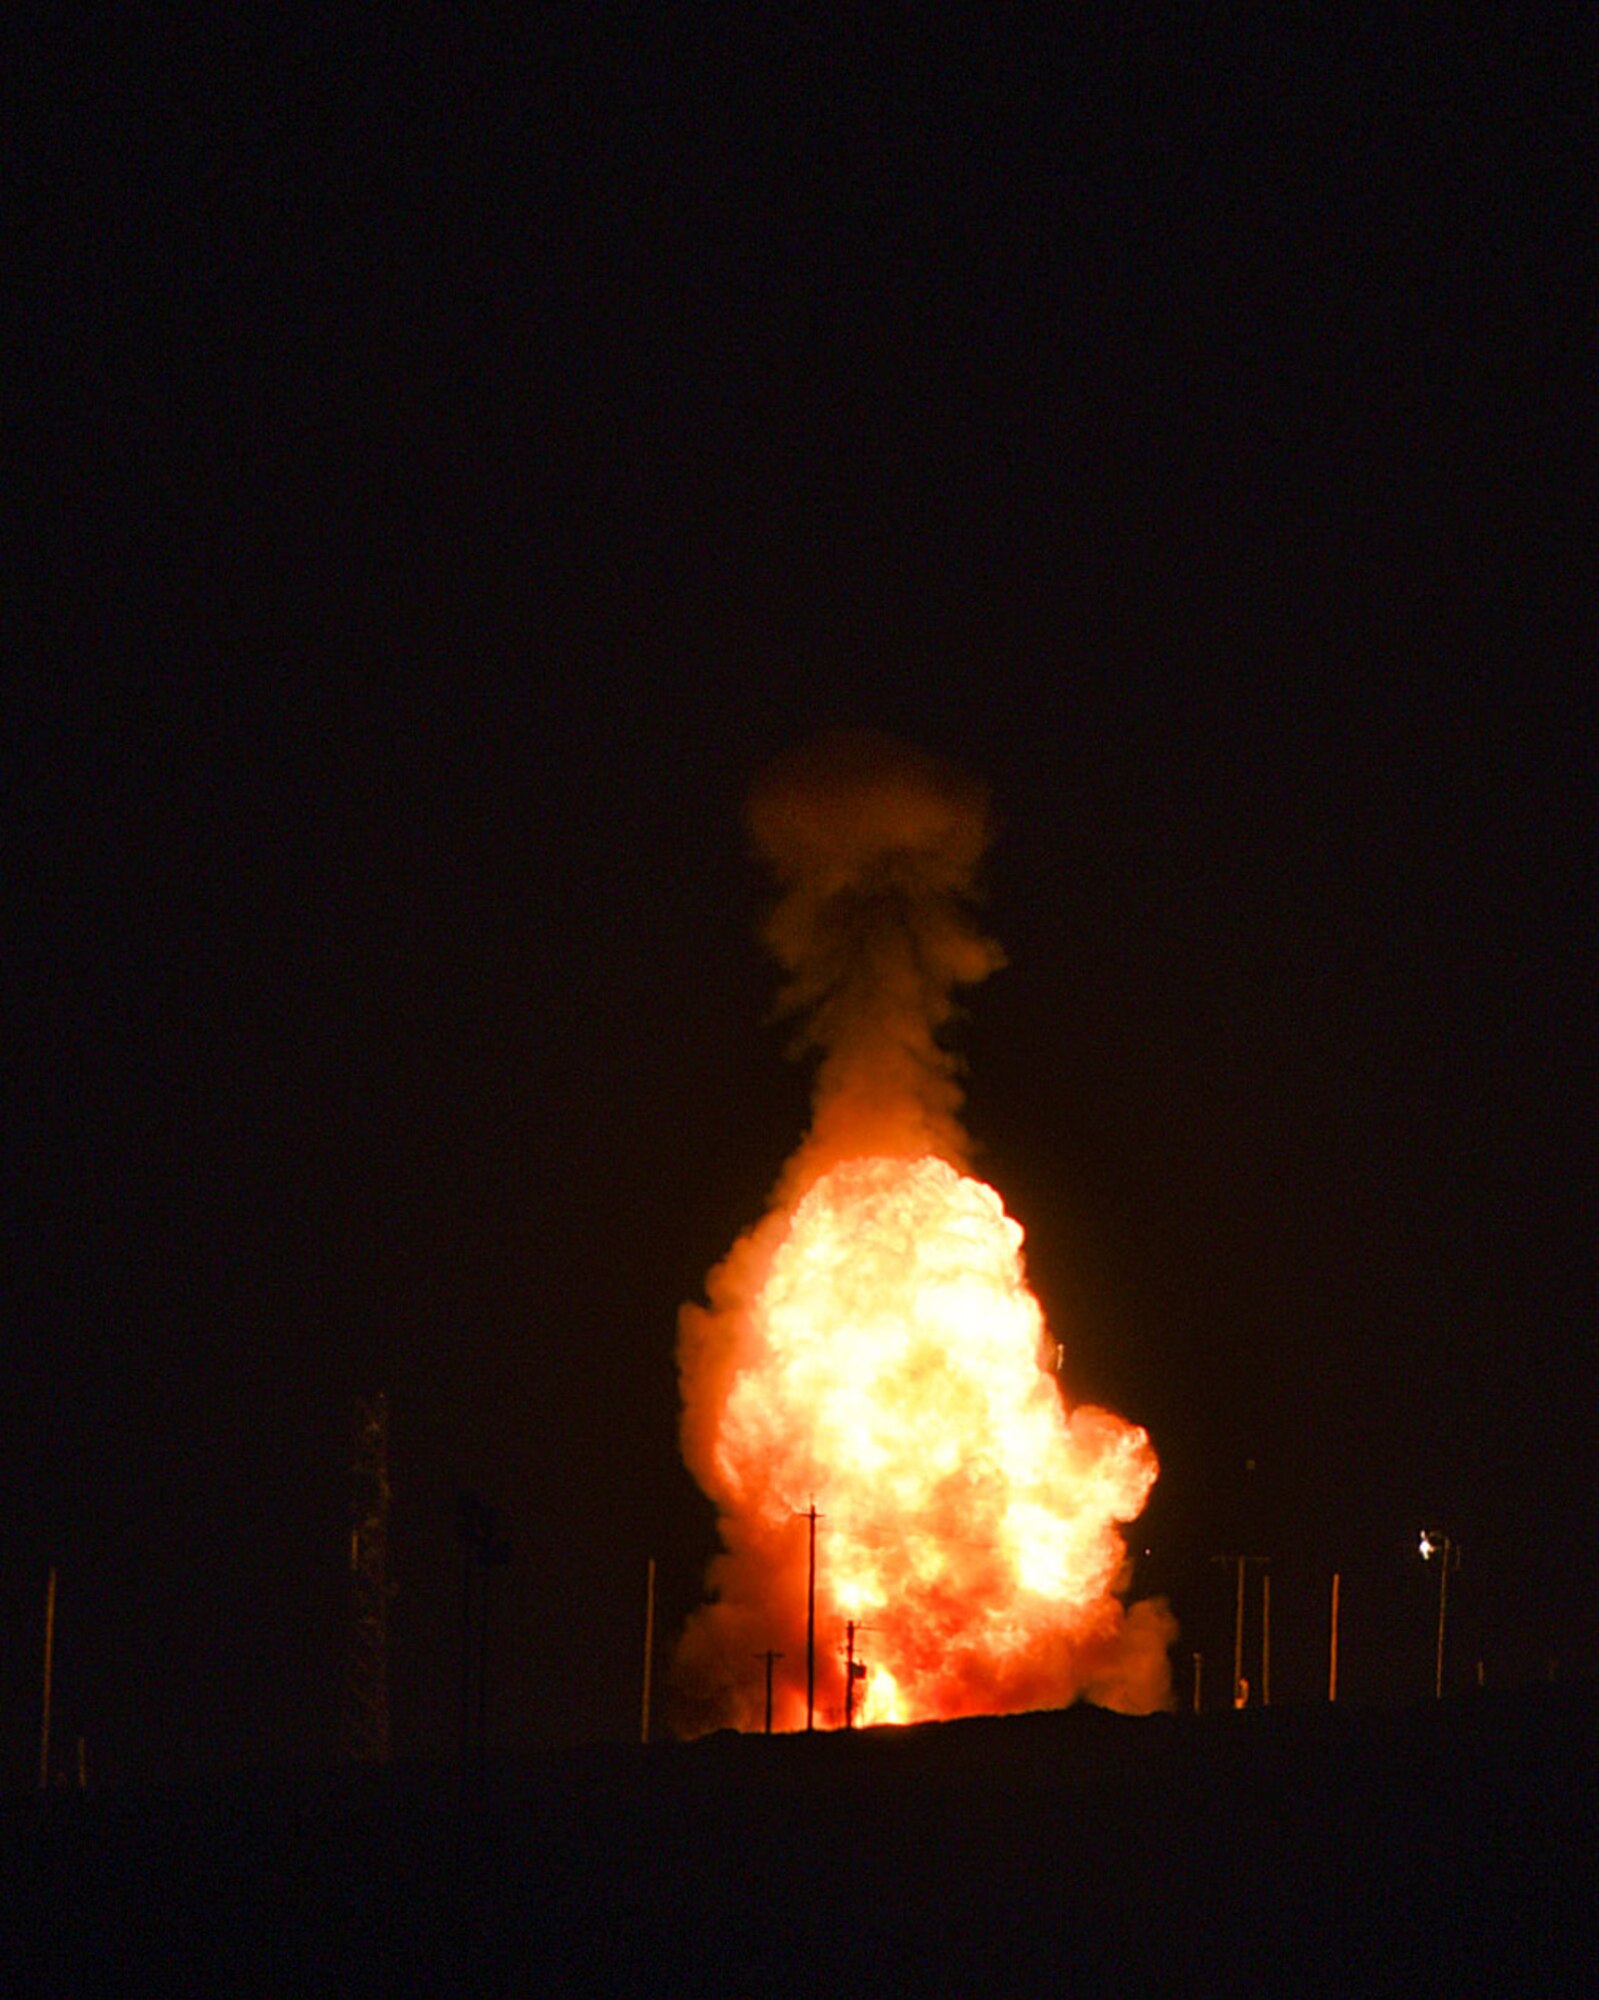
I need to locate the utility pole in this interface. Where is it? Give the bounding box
[39,1567,56,1791]
[476,1536,492,1758]
[1191,1651,1203,1715]
[1328,1571,1341,1703]
[795,1501,823,1731]
[756,1649,784,1734]
[342,1393,393,1765]
[640,1557,656,1746]
[458,1502,475,1764]
[807,1504,817,1730]
[1261,1570,1272,1708]
[843,1621,870,1729]
[456,1491,511,1772]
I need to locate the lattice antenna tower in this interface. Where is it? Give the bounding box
[341,1391,393,1764]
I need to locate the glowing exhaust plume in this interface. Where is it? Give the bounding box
[675,732,1171,1732]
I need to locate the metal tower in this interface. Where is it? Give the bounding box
[342,1391,392,1764]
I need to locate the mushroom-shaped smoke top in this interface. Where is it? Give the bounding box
[745,730,1004,1188]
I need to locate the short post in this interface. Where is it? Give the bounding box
[40,1568,57,1792]
[755,1649,784,1734]
[641,1557,656,1745]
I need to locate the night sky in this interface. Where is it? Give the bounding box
[9,12,1591,1785]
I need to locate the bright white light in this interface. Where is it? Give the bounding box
[1419,1530,1436,1561]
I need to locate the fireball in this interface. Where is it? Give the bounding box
[680,1154,1161,1730]
[673,734,1170,1732]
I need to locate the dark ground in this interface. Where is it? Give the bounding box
[6,1680,1593,1998]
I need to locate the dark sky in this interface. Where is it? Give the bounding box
[8,12,1591,1783]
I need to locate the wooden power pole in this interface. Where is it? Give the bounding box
[39,1567,57,1791]
[797,1501,823,1731]
[641,1557,656,1745]
[455,1489,511,1772]
[843,1621,869,1729]
[342,1393,393,1765]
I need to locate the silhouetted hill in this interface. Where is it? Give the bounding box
[6,1683,1593,1996]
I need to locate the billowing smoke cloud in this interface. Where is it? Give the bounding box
[746,729,1005,1194]
[674,732,1171,1735]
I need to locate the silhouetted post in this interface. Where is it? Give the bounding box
[804,1503,819,1731]
[757,1649,784,1734]
[477,1518,509,1767]
[39,1568,56,1792]
[640,1557,656,1745]
[1215,1553,1268,1708]
[456,1491,510,1773]
[1261,1570,1272,1707]
[458,1519,475,1765]
[1328,1571,1340,1702]
[476,1542,490,1757]
[1420,1529,1457,1699]
[844,1621,870,1729]
[342,1392,392,1765]
[1192,1651,1203,1715]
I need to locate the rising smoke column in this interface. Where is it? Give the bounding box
[674,731,1172,1733]
[750,730,1005,1188]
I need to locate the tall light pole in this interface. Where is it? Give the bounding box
[1214,1553,1268,1707]
[1419,1529,1457,1699]
[39,1568,57,1792]
[640,1556,656,1746]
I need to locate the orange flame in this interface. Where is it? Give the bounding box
[677,1154,1167,1731]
